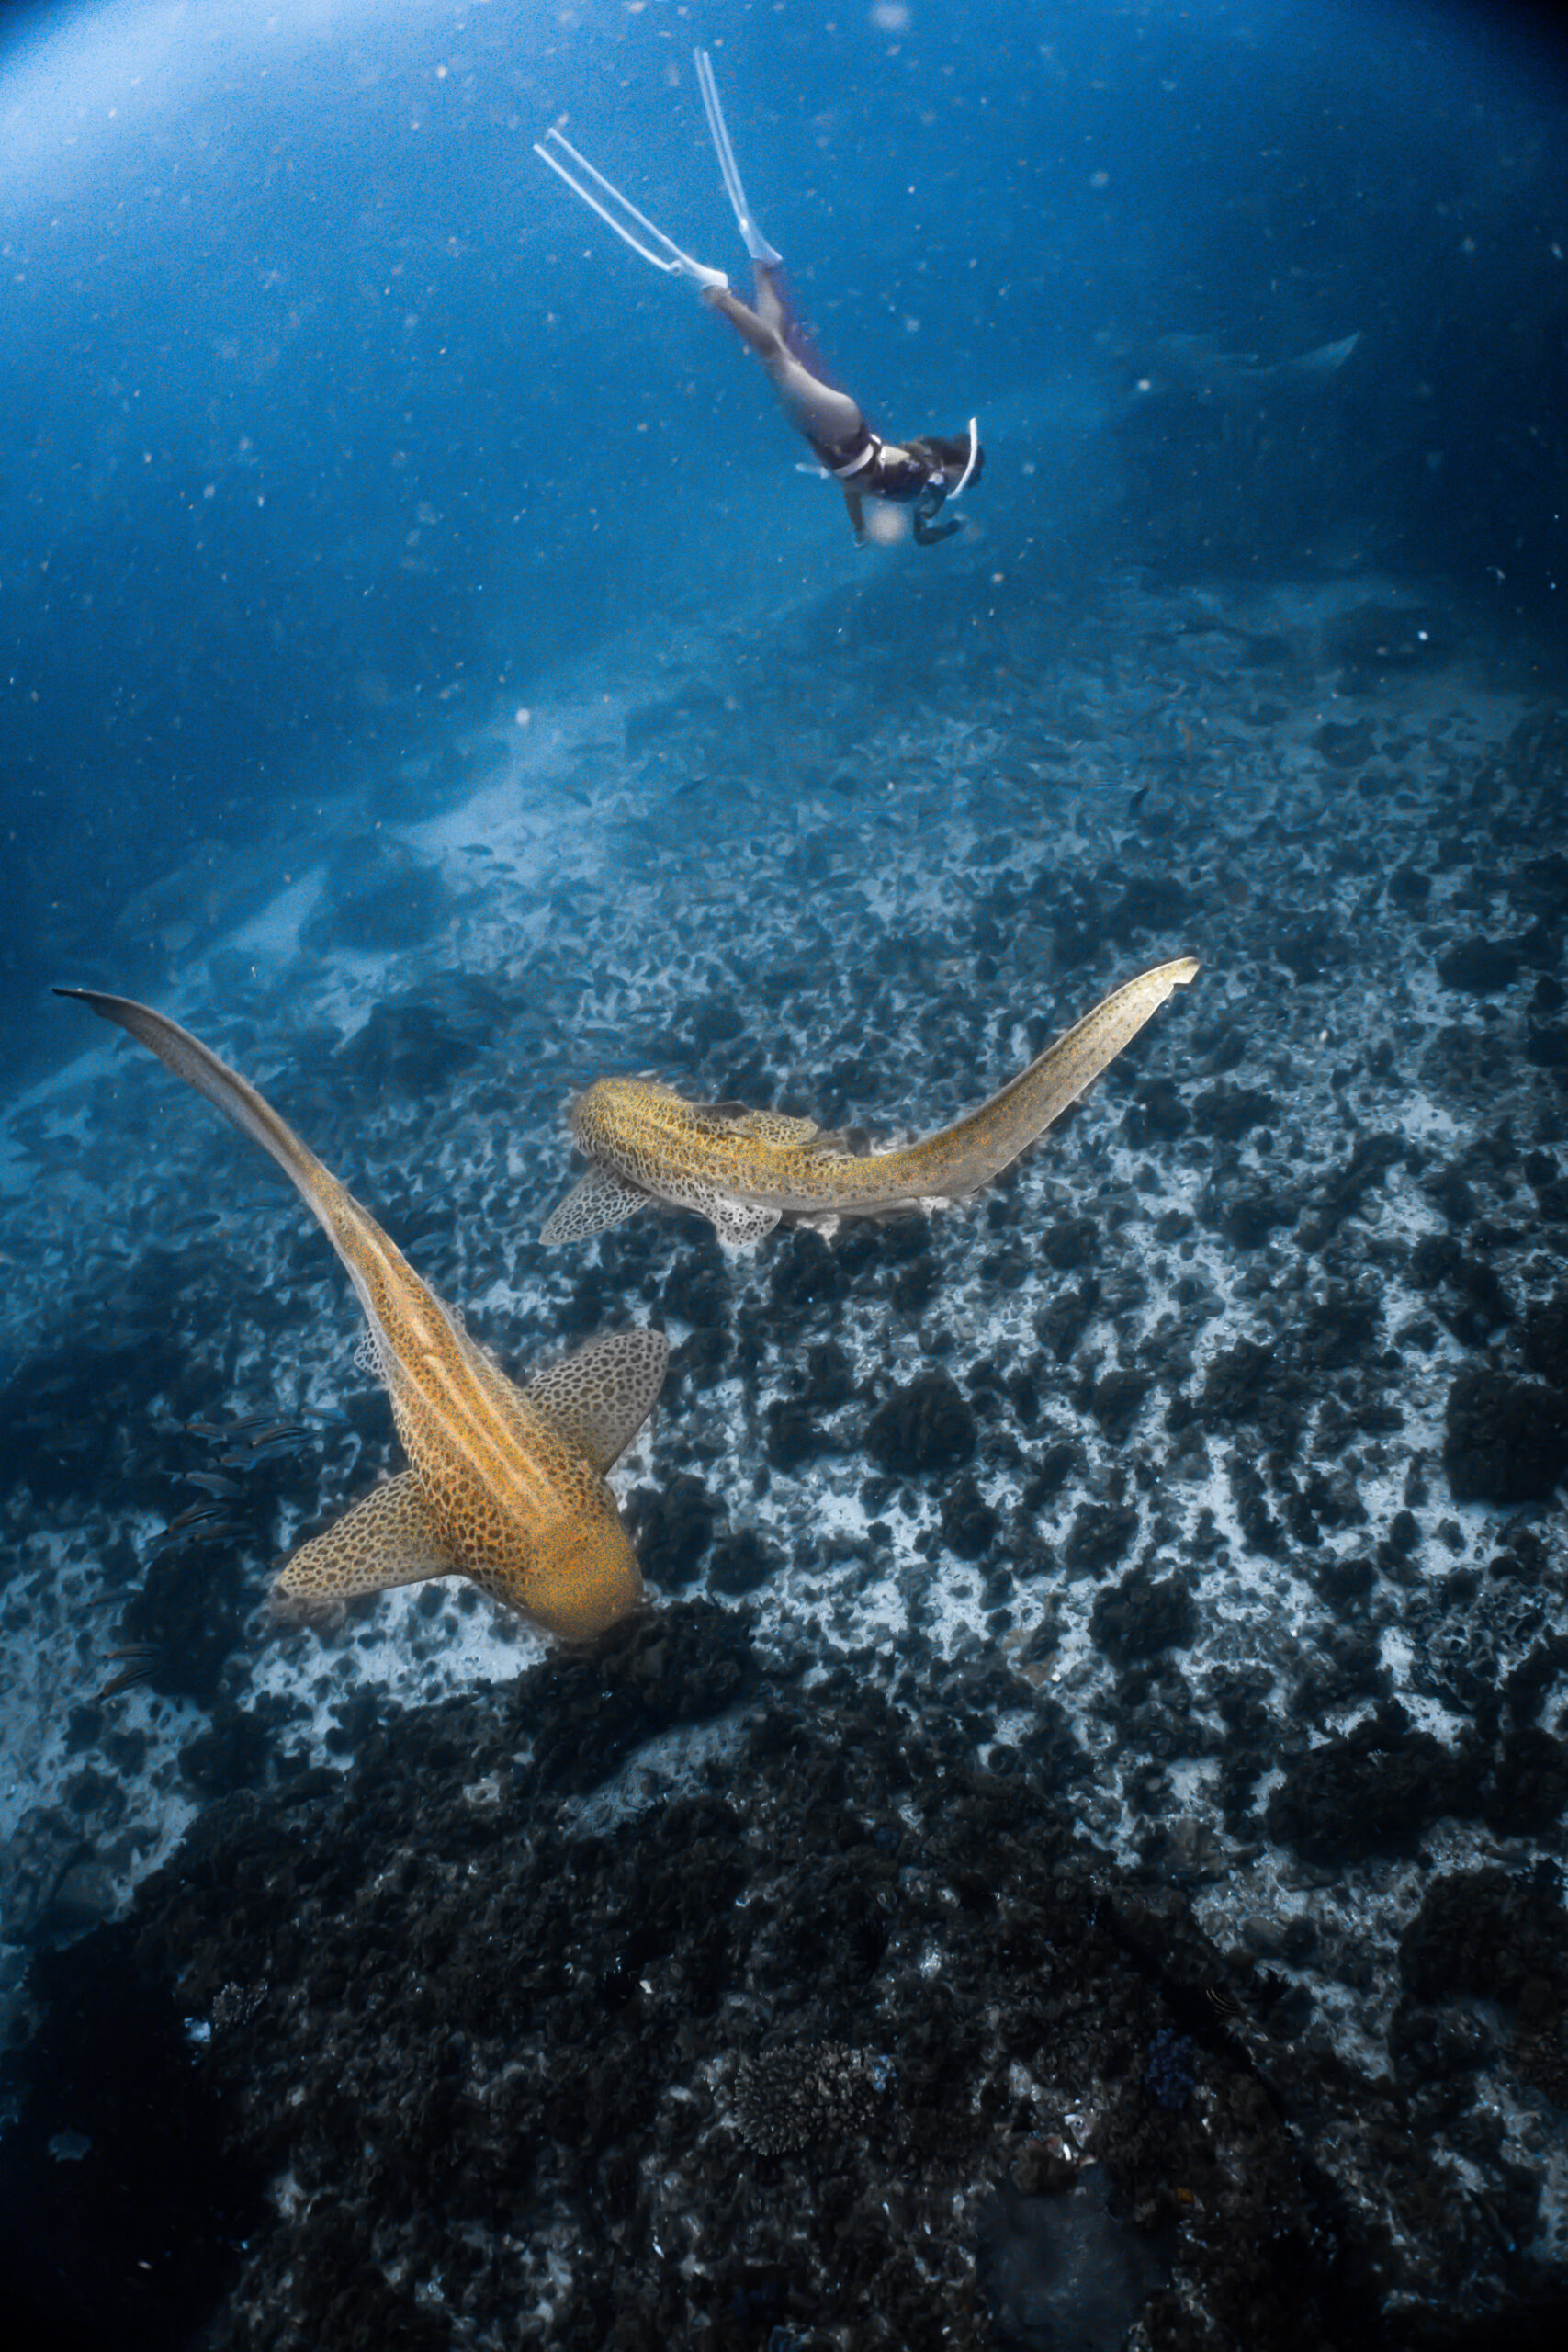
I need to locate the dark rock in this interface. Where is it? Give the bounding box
[801,1338,857,1410]
[1041,1216,1100,1272]
[335,997,480,1103]
[1266,1705,1478,1861]
[1022,1441,1080,1508]
[1090,1369,1151,1443]
[1314,1554,1376,1609]
[689,997,743,1048]
[1089,1565,1198,1662]
[626,1473,717,1589]
[766,1398,829,1472]
[1523,1292,1568,1390]
[1399,1863,1568,2008]
[0,1921,269,2352]
[1191,1083,1278,1140]
[1436,938,1523,995]
[1108,872,1193,944]
[1275,915,1336,983]
[1315,715,1378,765]
[1443,1369,1568,1504]
[939,1475,1000,1561]
[1486,1728,1568,1837]
[768,1227,846,1314]
[706,1528,781,1598]
[864,1372,976,1476]
[1217,1184,1294,1250]
[1299,1133,1404,1249]
[1064,1501,1139,1577]
[1034,1279,1100,1363]
[1122,1076,1190,1145]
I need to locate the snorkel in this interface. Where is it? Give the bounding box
[948,416,981,502]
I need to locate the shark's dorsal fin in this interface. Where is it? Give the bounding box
[524,1328,669,1473]
[728,1109,821,1146]
[541,1164,648,1245]
[696,1102,833,1148]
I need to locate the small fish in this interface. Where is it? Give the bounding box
[164,1499,235,1533]
[231,1421,316,1453]
[94,1643,164,1701]
[58,989,668,1640]
[150,1518,246,1556]
[185,1471,243,1499]
[187,1412,286,1442]
[543,958,1199,1247]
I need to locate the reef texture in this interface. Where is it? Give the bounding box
[6,1603,1568,2352]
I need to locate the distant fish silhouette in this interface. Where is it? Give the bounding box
[1126,331,1361,404]
[543,958,1198,1247]
[58,989,666,1640]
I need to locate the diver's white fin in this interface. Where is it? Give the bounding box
[541,1163,649,1246]
[533,128,728,289]
[525,1329,670,1473]
[694,48,783,266]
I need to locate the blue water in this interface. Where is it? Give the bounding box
[1,0,1562,1079]
[3,5,1568,2348]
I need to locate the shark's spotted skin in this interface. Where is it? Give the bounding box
[544,957,1200,1247]
[57,989,667,1644]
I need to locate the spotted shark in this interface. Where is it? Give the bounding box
[543,956,1199,1247]
[58,989,666,1639]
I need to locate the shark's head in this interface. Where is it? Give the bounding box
[522,1504,646,1644]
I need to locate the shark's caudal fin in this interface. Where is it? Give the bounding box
[925,954,1200,1198]
[55,989,335,1208]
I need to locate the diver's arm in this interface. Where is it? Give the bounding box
[841,486,867,545]
[913,505,963,547]
[912,478,963,547]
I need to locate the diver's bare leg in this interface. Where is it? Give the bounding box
[703,283,864,447]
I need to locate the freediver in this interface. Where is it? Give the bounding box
[535,49,982,548]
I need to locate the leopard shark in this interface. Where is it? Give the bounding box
[543,956,1199,1247]
[58,989,666,1639]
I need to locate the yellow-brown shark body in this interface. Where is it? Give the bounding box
[59,989,666,1638]
[544,956,1199,1247]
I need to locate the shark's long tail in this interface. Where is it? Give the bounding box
[55,989,346,1225]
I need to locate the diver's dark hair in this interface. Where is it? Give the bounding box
[908,431,984,481]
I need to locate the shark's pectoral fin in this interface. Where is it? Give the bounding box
[270,1471,456,1623]
[699,1189,781,1246]
[525,1327,670,1472]
[541,1163,649,1245]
